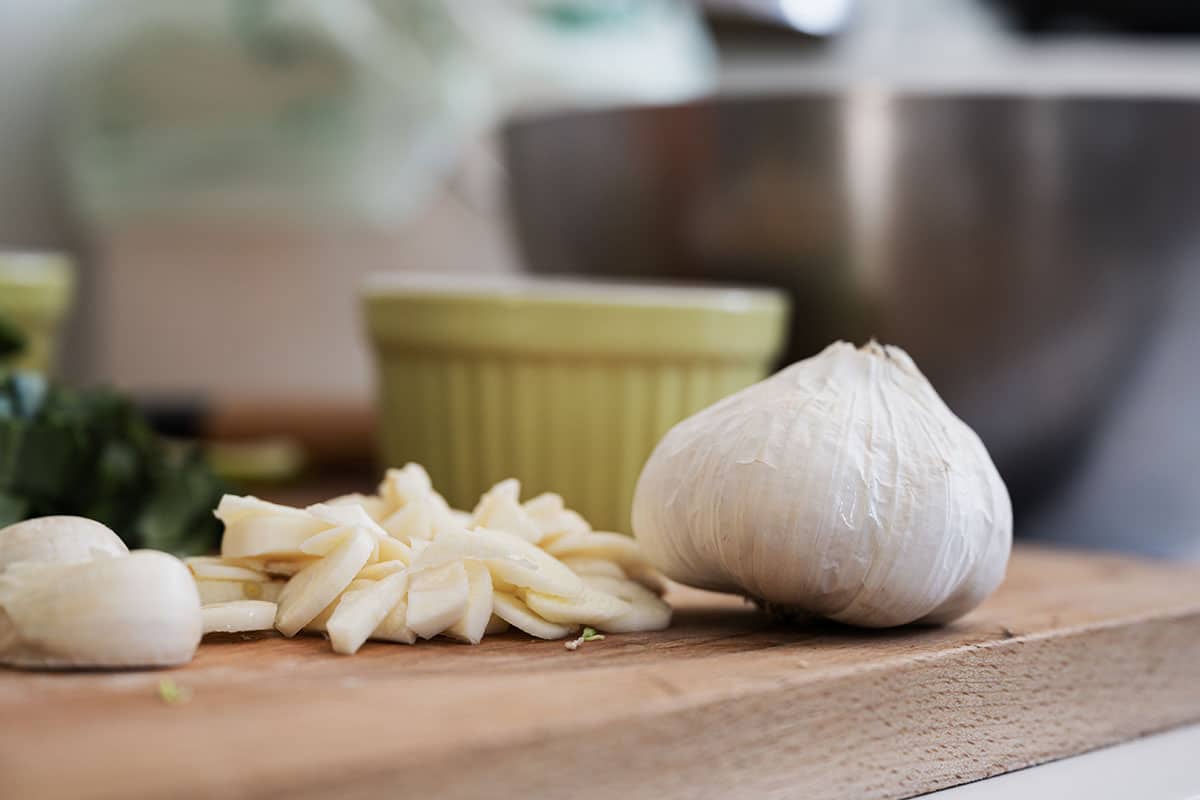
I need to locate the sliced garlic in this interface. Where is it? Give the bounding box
[381,502,435,542]
[325,492,389,522]
[559,557,626,580]
[219,512,328,561]
[406,561,469,640]
[202,601,277,634]
[216,494,312,522]
[376,536,413,565]
[372,596,416,644]
[197,580,251,605]
[328,572,409,655]
[523,493,592,543]
[306,502,393,539]
[378,463,434,508]
[581,576,672,633]
[471,479,543,543]
[524,586,630,626]
[491,591,576,640]
[275,530,374,637]
[543,531,647,570]
[303,579,375,635]
[357,560,408,581]
[415,526,585,599]
[196,579,284,605]
[302,503,413,565]
[623,564,668,596]
[0,516,127,572]
[202,466,672,654]
[185,557,272,583]
[444,560,494,645]
[521,492,565,521]
[376,464,464,542]
[227,557,315,577]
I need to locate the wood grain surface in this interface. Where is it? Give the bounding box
[2,545,1199,800]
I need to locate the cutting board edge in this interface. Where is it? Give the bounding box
[254,607,1200,800]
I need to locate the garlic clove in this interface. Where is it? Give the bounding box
[202,601,277,634]
[918,528,1013,625]
[491,591,576,640]
[0,550,202,669]
[524,586,631,626]
[275,530,374,637]
[406,561,470,640]
[443,560,494,645]
[0,516,127,573]
[580,576,673,633]
[328,572,409,655]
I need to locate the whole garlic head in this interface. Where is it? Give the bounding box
[632,341,1012,627]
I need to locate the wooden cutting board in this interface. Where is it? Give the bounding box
[2,545,1199,800]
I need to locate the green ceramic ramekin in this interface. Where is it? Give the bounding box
[363,275,790,532]
[0,252,74,373]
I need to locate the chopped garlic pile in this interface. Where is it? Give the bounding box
[186,464,671,654]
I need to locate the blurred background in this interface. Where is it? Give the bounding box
[2,0,1199,557]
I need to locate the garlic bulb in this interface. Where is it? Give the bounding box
[632,341,1012,627]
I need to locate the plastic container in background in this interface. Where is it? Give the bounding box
[0,253,74,373]
[363,275,789,532]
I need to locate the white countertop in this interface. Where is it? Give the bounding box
[927,724,1200,799]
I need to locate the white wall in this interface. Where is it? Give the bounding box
[0,0,90,248]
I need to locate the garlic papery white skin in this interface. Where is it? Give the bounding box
[632,341,1012,627]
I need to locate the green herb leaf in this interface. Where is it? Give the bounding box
[0,370,226,554]
[581,627,605,642]
[0,313,26,360]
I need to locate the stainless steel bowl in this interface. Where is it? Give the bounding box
[503,93,1200,520]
